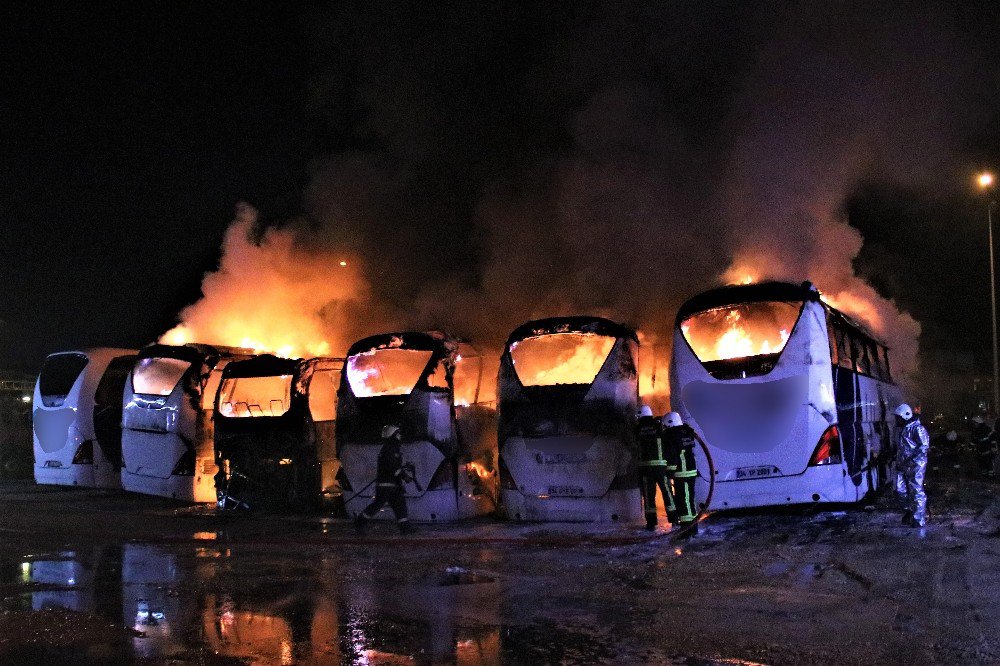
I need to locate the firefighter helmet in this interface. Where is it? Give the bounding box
[638,405,653,418]
[662,412,683,428]
[894,404,914,421]
[381,424,401,439]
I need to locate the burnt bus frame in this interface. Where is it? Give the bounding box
[336,331,462,460]
[214,354,344,509]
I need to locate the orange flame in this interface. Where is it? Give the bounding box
[510,333,616,386]
[159,204,364,359]
[466,461,492,479]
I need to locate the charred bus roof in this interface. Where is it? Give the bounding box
[675,281,821,324]
[221,354,299,378]
[675,280,885,347]
[346,331,465,357]
[505,316,638,348]
[136,343,255,364]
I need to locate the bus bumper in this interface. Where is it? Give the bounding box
[34,464,94,487]
[500,487,643,523]
[698,464,860,510]
[121,470,217,503]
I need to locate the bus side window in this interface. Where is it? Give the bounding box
[836,328,853,370]
[872,343,886,380]
[853,336,870,375]
[881,346,893,382]
[862,341,875,378]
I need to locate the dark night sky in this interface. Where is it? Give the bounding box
[3,2,1000,376]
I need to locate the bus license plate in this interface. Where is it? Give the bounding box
[734,465,780,480]
[548,485,585,496]
[537,453,587,464]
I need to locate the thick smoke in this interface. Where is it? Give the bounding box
[167,3,996,403]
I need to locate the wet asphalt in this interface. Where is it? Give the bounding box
[1,456,999,665]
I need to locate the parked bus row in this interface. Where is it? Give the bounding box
[31,281,903,521]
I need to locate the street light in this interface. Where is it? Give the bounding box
[978,171,999,416]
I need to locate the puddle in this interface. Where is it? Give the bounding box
[0,544,628,664]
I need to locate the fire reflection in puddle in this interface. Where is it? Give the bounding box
[0,543,731,665]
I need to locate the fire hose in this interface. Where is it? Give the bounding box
[340,478,376,506]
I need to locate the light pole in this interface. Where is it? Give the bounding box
[978,172,999,415]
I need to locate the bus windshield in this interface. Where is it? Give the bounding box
[39,353,89,406]
[346,348,433,397]
[681,301,801,362]
[218,375,293,417]
[510,333,616,386]
[132,357,192,396]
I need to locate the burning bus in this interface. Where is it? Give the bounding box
[33,348,137,489]
[497,317,642,522]
[214,354,344,510]
[670,281,903,510]
[121,344,253,503]
[337,332,497,522]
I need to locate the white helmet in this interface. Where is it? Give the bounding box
[662,411,683,428]
[638,405,653,418]
[381,424,401,439]
[894,403,913,420]
[972,415,985,425]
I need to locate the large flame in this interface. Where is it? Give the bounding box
[682,302,797,363]
[710,311,790,360]
[160,204,365,358]
[721,251,919,384]
[510,333,616,386]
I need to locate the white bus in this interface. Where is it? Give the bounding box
[497,316,642,522]
[670,281,903,510]
[33,348,137,488]
[121,344,252,502]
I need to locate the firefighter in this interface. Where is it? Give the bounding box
[663,411,699,536]
[355,425,418,534]
[895,403,930,527]
[635,405,675,531]
[970,415,996,478]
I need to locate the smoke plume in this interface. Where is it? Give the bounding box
[164,3,999,403]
